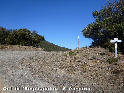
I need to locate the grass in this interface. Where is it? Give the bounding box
[107,57,118,64]
[69,51,76,56]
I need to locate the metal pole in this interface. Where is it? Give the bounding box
[115,42,117,58]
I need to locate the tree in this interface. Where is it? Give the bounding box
[31,30,45,47]
[82,0,124,53]
[0,27,10,44]
[6,28,45,46]
[6,29,32,45]
[0,26,70,51]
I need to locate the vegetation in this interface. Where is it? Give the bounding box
[82,0,124,53]
[107,57,118,64]
[39,41,70,51]
[0,26,70,51]
[0,27,10,44]
[69,51,76,56]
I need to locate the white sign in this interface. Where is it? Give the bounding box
[77,36,80,50]
[110,38,122,43]
[110,38,122,58]
[78,36,80,39]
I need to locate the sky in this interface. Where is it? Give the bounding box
[0,0,106,49]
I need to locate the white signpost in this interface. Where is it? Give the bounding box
[110,38,122,58]
[77,36,80,50]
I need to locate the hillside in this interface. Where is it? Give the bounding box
[0,27,70,51]
[0,47,124,93]
[0,43,70,52]
[39,41,71,51]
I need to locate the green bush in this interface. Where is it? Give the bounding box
[107,57,118,64]
[69,51,76,56]
[0,27,10,44]
[0,27,45,46]
[39,41,70,51]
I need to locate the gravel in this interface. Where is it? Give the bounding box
[0,51,57,93]
[0,47,124,93]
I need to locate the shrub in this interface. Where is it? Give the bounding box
[0,26,70,51]
[69,51,76,56]
[39,41,70,51]
[0,27,10,44]
[107,57,118,64]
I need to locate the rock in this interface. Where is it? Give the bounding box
[0,45,43,51]
[0,47,124,93]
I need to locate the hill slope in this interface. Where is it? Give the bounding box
[39,41,71,51]
[0,26,70,51]
[0,47,124,93]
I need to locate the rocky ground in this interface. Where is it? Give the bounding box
[0,46,124,93]
[0,45,43,51]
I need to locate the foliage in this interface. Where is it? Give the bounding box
[107,57,118,64]
[82,0,124,53]
[0,27,70,51]
[39,41,70,51]
[31,30,45,47]
[0,27,10,44]
[69,51,76,56]
[5,29,45,46]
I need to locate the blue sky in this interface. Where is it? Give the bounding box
[0,0,106,49]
